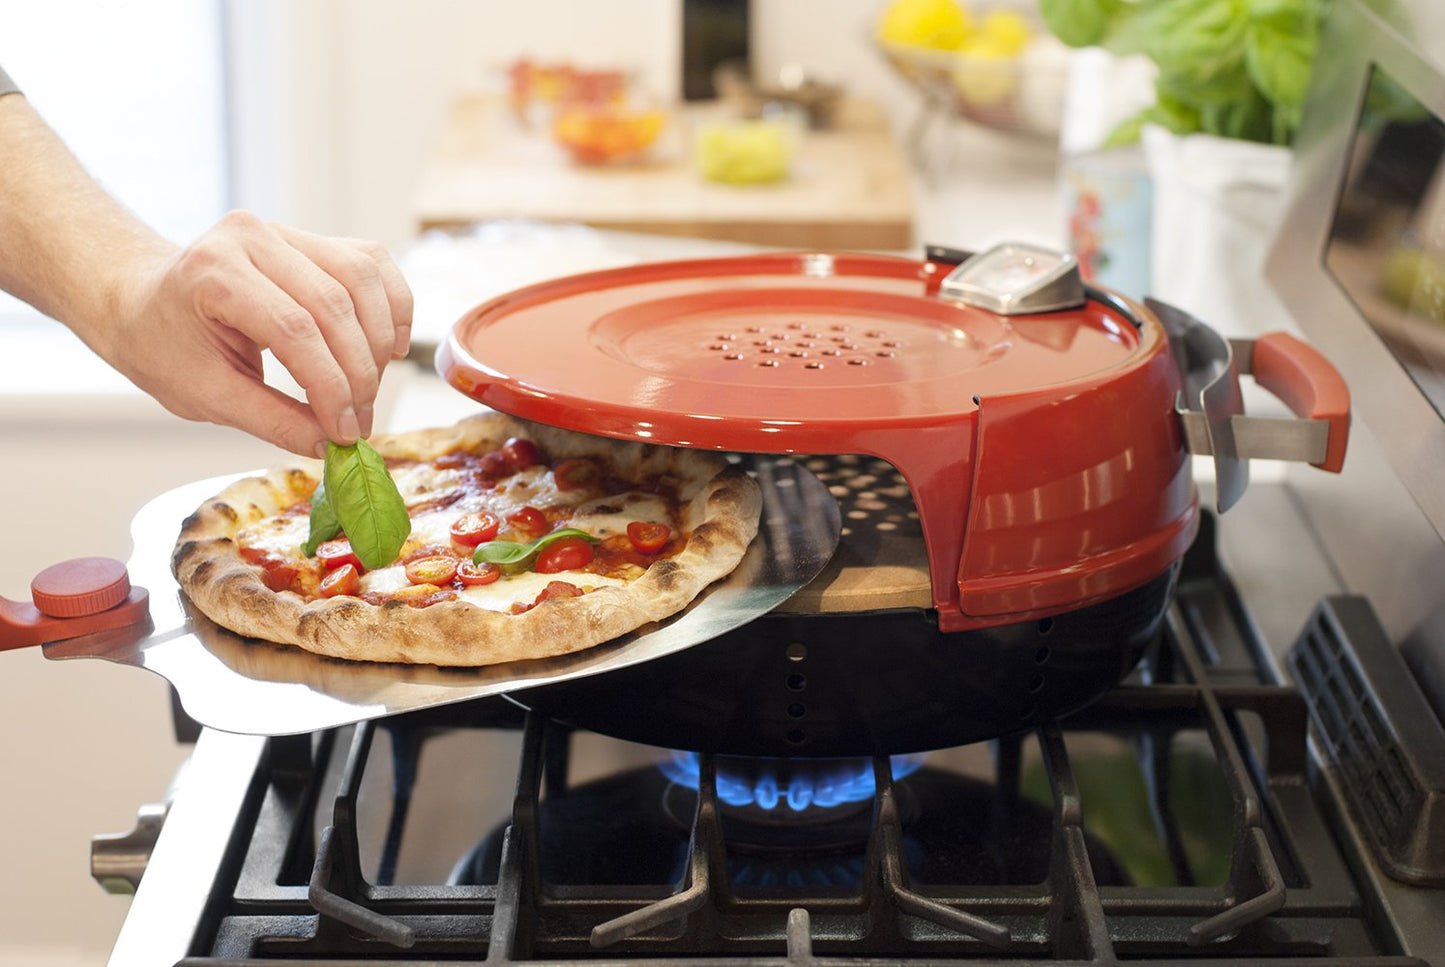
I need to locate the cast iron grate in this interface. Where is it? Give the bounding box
[174,521,1422,966]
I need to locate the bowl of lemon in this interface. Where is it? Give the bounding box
[874,0,1069,138]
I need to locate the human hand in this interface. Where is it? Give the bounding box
[105,211,413,457]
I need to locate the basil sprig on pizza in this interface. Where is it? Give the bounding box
[171,414,762,666]
[302,440,411,568]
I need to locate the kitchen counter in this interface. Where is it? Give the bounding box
[408,92,915,251]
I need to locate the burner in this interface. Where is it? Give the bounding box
[449,764,1130,891]
[657,751,929,825]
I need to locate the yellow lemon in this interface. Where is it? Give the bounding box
[974,9,1031,56]
[877,0,971,50]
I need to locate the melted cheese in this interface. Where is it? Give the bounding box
[238,515,310,558]
[357,565,627,610]
[569,493,673,539]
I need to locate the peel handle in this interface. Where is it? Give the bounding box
[0,557,150,650]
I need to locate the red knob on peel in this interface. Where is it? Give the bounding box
[30,557,132,618]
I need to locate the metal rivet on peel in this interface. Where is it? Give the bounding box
[788,322,804,330]
[789,350,808,357]
[883,340,900,348]
[848,358,868,366]
[724,353,744,360]
[758,359,779,367]
[830,324,849,332]
[709,343,730,351]
[876,350,895,357]
[716,333,736,341]
[805,361,824,369]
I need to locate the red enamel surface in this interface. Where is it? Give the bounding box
[1253,330,1351,473]
[1,556,150,650]
[439,253,1199,629]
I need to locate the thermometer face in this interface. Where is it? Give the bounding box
[940,242,1087,315]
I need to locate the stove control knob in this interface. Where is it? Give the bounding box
[91,801,169,895]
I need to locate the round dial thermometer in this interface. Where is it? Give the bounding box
[940,242,1087,315]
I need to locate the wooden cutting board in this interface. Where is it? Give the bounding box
[410,93,915,251]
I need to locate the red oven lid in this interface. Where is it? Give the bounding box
[438,253,1142,451]
[437,252,1195,634]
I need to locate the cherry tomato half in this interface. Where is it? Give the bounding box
[534,536,595,574]
[502,437,543,468]
[538,580,583,601]
[553,458,601,492]
[316,539,363,572]
[456,560,502,586]
[626,521,671,554]
[401,543,457,566]
[405,555,459,586]
[262,559,303,593]
[506,505,548,536]
[480,450,515,478]
[509,580,584,614]
[239,546,302,592]
[450,511,501,547]
[319,563,361,597]
[240,546,304,591]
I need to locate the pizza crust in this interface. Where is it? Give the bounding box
[171,413,761,666]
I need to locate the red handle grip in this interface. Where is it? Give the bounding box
[0,557,150,650]
[1253,331,1351,473]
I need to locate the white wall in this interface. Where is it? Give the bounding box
[226,0,917,251]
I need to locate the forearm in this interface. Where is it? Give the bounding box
[0,94,177,357]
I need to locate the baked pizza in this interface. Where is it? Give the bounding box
[171,413,762,666]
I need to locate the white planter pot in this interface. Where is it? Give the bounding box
[1142,125,1295,338]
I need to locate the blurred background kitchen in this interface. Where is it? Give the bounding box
[1,0,1441,963]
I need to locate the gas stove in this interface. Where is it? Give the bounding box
[98,0,1445,962]
[95,489,1444,966]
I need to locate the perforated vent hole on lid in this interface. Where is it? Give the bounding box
[706,322,903,373]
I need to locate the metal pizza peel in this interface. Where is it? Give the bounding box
[0,456,839,735]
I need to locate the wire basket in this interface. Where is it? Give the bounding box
[876,29,1069,140]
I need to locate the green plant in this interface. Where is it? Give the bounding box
[1038,0,1386,145]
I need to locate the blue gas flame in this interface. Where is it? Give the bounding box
[658,752,928,812]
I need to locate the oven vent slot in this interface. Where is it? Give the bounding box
[1288,595,1445,884]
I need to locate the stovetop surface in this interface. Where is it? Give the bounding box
[103,497,1445,966]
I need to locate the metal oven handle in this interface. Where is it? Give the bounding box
[1151,297,1351,512]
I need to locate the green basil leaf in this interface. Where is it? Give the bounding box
[473,528,598,571]
[323,440,411,571]
[473,540,533,567]
[301,477,341,558]
[1038,0,1128,48]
